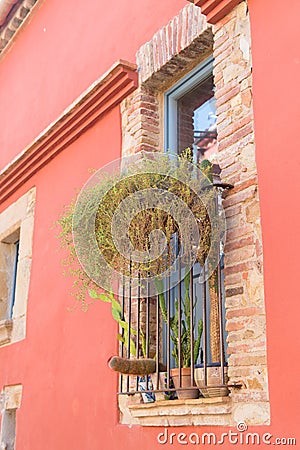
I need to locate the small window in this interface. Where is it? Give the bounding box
[0,232,20,322]
[0,409,16,450]
[0,385,22,450]
[0,188,36,346]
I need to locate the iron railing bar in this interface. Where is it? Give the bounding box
[202,263,208,386]
[146,273,150,358]
[156,292,160,391]
[178,258,182,387]
[136,271,141,391]
[167,270,171,390]
[215,187,225,385]
[217,257,226,385]
[126,259,132,392]
[146,272,150,391]
[189,265,195,386]
[120,274,126,393]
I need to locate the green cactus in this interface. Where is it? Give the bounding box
[89,289,137,356]
[157,269,203,368]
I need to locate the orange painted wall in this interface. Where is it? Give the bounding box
[0,108,124,449]
[0,0,299,448]
[0,0,186,169]
[249,0,300,439]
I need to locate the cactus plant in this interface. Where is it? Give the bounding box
[157,270,203,369]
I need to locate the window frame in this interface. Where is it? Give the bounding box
[0,234,20,322]
[0,188,36,347]
[163,56,227,365]
[118,62,229,406]
[9,240,20,320]
[164,56,214,154]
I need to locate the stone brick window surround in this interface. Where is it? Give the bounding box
[0,188,36,347]
[120,2,270,427]
[0,384,22,450]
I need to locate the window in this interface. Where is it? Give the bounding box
[0,409,16,450]
[164,56,229,370]
[165,56,217,163]
[117,60,232,411]
[0,233,20,322]
[0,188,36,347]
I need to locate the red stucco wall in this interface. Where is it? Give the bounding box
[0,0,299,448]
[0,108,124,449]
[0,0,186,169]
[249,0,300,439]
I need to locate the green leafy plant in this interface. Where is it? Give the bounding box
[56,152,215,311]
[89,289,148,358]
[89,289,138,355]
[156,270,203,368]
[56,152,217,366]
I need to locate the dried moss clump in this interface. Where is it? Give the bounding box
[56,152,216,309]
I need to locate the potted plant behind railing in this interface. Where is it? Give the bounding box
[193,160,230,398]
[56,150,222,399]
[193,263,229,398]
[156,270,203,399]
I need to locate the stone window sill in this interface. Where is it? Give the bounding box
[121,396,233,426]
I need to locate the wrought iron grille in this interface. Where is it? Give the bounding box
[117,184,238,401]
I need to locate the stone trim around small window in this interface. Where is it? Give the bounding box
[0,384,23,411]
[120,1,270,427]
[0,187,36,347]
[0,384,22,450]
